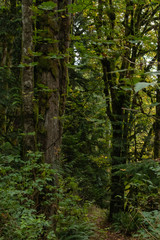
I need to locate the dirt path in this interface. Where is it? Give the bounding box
[91,230,139,240]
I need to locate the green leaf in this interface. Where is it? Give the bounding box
[129,40,141,44]
[121,86,132,91]
[38,1,56,11]
[110,69,128,73]
[18,62,38,68]
[145,71,160,75]
[45,54,64,59]
[150,102,160,107]
[21,132,36,136]
[134,82,156,93]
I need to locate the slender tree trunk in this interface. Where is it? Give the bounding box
[22,0,35,154]
[101,1,133,219]
[0,43,8,138]
[154,12,160,159]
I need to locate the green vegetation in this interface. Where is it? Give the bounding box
[0,0,160,239]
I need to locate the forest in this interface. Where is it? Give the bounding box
[0,0,160,239]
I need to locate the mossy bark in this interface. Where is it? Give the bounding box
[35,0,72,167]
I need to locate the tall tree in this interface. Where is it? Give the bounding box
[21,0,72,165]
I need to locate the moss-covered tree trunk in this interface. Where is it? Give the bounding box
[99,1,130,219]
[102,56,130,219]
[35,0,72,167]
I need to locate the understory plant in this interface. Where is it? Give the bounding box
[135,210,160,240]
[112,160,160,236]
[112,211,142,235]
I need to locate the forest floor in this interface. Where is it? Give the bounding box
[88,206,140,240]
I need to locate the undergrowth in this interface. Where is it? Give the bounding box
[0,152,94,240]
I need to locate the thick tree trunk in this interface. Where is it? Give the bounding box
[22,0,35,154]
[35,0,72,167]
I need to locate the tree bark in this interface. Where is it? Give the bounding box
[22,0,35,154]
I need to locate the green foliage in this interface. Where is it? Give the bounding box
[62,86,109,207]
[56,222,93,240]
[0,153,48,239]
[63,19,110,206]
[135,210,160,239]
[1,0,160,239]
[0,3,21,149]
[113,161,160,211]
[0,152,93,240]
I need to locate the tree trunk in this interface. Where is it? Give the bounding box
[102,57,130,218]
[101,1,134,219]
[22,0,35,154]
[35,0,72,167]
[154,12,160,159]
